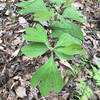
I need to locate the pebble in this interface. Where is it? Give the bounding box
[0,33,3,37]
[0,39,3,44]
[0,30,8,35]
[40,21,49,27]
[15,86,27,98]
[18,17,29,28]
[0,46,4,50]
[0,3,6,11]
[93,53,100,66]
[5,9,10,15]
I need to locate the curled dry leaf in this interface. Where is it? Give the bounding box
[60,59,73,70]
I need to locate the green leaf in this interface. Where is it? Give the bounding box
[63,0,75,8]
[17,0,48,14]
[69,65,81,75]
[54,34,85,59]
[54,50,74,60]
[21,43,49,57]
[86,65,100,86]
[51,20,84,40]
[34,10,53,21]
[62,6,86,23]
[75,79,94,100]
[85,68,93,77]
[31,56,63,95]
[17,0,35,7]
[55,33,81,48]
[55,44,86,55]
[23,24,48,43]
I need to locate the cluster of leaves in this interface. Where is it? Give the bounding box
[65,59,94,100]
[17,0,87,95]
[86,65,100,86]
[72,64,100,100]
[74,79,94,100]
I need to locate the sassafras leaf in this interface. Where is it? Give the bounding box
[23,24,48,43]
[31,56,63,95]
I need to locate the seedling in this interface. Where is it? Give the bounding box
[74,79,94,100]
[17,0,87,95]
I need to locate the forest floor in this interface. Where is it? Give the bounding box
[0,0,100,100]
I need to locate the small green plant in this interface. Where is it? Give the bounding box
[66,65,82,77]
[74,79,94,100]
[17,0,87,95]
[86,65,100,86]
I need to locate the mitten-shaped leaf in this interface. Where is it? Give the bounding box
[62,6,86,23]
[31,56,63,95]
[21,43,49,57]
[51,20,84,40]
[23,24,48,43]
[17,0,48,14]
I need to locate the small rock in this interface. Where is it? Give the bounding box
[93,53,100,66]
[0,3,6,10]
[11,0,15,2]
[5,9,10,15]
[0,32,3,37]
[40,21,49,27]
[0,18,3,25]
[0,39,3,44]
[0,46,4,50]
[0,30,8,35]
[18,17,29,28]
[42,56,48,63]
[0,72,9,87]
[12,49,20,57]
[15,86,27,98]
[72,2,83,9]
[12,37,22,45]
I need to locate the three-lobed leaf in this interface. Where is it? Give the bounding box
[23,24,48,44]
[31,56,63,95]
